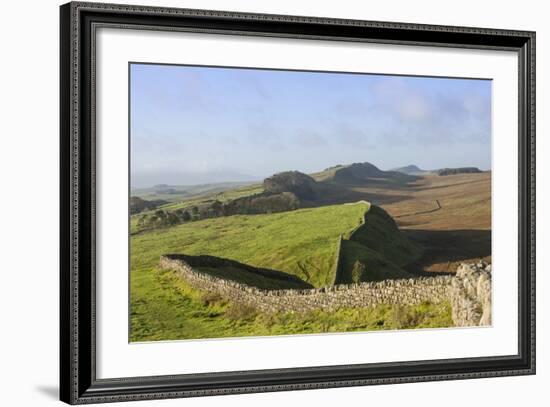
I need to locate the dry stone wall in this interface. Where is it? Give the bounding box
[159,255,452,314]
[450,261,492,326]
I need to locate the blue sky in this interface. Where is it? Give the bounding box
[130,63,491,187]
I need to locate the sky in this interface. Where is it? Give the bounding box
[130,63,491,188]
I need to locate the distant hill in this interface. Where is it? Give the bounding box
[332,162,387,181]
[130,196,168,214]
[313,162,417,185]
[132,161,485,230]
[437,167,482,176]
[263,171,318,200]
[132,163,422,230]
[131,181,256,203]
[391,164,428,175]
[226,163,416,217]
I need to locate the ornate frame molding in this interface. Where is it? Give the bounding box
[60,2,535,404]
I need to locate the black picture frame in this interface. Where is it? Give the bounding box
[60,2,536,404]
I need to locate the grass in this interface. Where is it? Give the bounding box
[130,200,442,341]
[127,163,492,343]
[132,182,261,203]
[130,267,453,342]
[131,202,370,289]
[130,184,264,234]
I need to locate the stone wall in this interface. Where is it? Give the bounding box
[450,261,492,326]
[159,255,452,314]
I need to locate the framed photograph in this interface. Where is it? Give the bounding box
[60,2,535,404]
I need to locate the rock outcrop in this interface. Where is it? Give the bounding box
[450,261,492,326]
[263,171,318,200]
[437,167,482,176]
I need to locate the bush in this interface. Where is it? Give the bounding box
[199,291,224,307]
[351,260,366,283]
[224,303,258,321]
[137,208,194,230]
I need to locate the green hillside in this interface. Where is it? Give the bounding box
[336,240,413,283]
[131,200,436,341]
[348,205,422,268]
[132,201,369,288]
[131,181,261,203]
[333,204,422,284]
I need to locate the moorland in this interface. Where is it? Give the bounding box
[130,162,490,341]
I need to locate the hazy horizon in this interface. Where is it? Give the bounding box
[130,161,490,190]
[130,64,491,188]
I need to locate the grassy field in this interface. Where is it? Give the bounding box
[131,202,373,341]
[132,170,491,275]
[129,168,489,341]
[130,184,264,234]
[131,266,452,341]
[132,202,369,289]
[132,182,261,203]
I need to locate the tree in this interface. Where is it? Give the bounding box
[296,261,311,284]
[137,215,147,228]
[210,200,224,217]
[190,206,200,220]
[351,260,366,283]
[181,210,191,222]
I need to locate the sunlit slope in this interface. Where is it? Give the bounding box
[130,201,428,341]
[131,202,370,288]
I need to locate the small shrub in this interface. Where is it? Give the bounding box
[199,291,224,307]
[351,260,366,283]
[224,303,258,321]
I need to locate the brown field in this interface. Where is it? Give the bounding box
[135,169,491,275]
[328,172,491,274]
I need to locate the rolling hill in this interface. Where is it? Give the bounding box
[132,202,368,288]
[129,161,488,341]
[131,201,420,289]
[437,167,482,176]
[391,164,429,175]
[130,196,168,214]
[312,162,416,184]
[131,161,490,274]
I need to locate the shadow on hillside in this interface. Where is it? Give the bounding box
[304,183,414,208]
[402,229,491,274]
[163,253,313,290]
